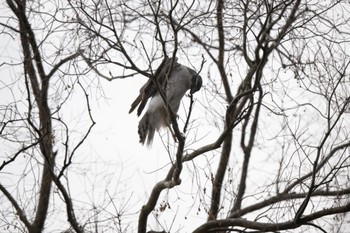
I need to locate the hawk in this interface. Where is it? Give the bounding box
[129,57,202,146]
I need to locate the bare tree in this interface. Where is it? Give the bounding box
[1,0,350,232]
[71,0,350,232]
[0,0,89,232]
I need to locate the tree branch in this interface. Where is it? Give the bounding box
[194,201,350,233]
[0,183,32,230]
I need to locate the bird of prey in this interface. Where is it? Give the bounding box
[129,57,202,146]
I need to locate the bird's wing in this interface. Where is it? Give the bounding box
[129,57,178,116]
[128,78,154,116]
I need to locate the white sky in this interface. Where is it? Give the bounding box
[0,1,349,233]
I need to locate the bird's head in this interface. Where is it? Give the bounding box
[190,74,202,94]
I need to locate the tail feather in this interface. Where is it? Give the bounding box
[129,95,142,114]
[138,113,155,146]
[137,98,149,116]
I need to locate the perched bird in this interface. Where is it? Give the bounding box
[129,57,202,146]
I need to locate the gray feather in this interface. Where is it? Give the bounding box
[131,59,202,146]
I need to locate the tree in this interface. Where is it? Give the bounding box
[0,0,89,232]
[1,0,350,232]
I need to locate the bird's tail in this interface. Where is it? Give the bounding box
[138,113,155,147]
[129,95,142,114]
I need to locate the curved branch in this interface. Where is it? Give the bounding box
[194,201,350,233]
[229,188,350,218]
[0,140,41,170]
[0,183,31,230]
[47,51,81,79]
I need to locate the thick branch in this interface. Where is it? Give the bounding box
[229,188,350,218]
[216,0,232,102]
[194,201,350,233]
[0,183,31,230]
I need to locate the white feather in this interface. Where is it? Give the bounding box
[138,63,199,146]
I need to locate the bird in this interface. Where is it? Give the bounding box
[129,57,202,146]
